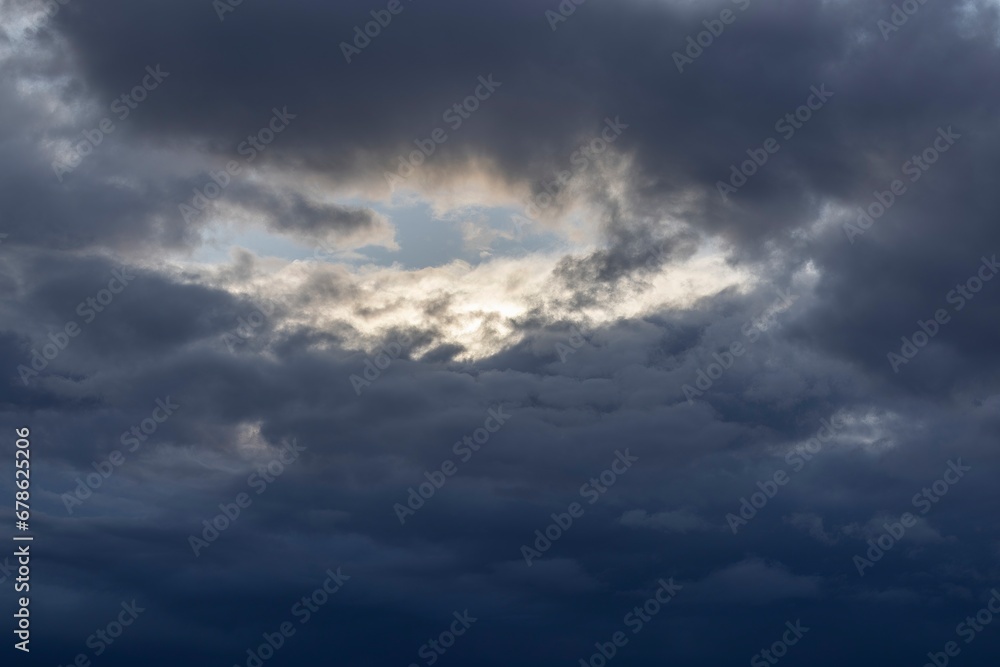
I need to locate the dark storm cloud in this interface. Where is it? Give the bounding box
[37,0,997,236]
[253,192,389,246]
[4,245,997,665]
[0,130,202,252]
[3,0,1000,665]
[3,0,996,283]
[553,198,701,295]
[218,184,396,248]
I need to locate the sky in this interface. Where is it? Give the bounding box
[2,0,1000,665]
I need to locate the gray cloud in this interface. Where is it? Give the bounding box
[2,1,999,665]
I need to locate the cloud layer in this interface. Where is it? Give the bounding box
[2,1,1000,665]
